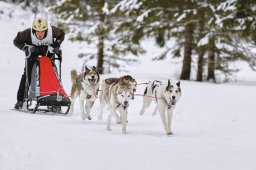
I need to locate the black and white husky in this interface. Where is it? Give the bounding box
[99,75,135,134]
[69,66,100,120]
[140,80,181,135]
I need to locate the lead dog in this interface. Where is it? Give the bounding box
[99,75,135,134]
[141,80,181,135]
[69,66,100,120]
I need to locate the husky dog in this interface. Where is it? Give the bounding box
[69,66,100,120]
[140,80,162,116]
[141,80,181,135]
[99,75,135,134]
[102,75,137,99]
[98,75,137,121]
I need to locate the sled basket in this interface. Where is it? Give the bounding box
[27,56,70,113]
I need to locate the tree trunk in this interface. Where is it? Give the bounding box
[96,2,105,74]
[97,33,104,74]
[180,23,194,80]
[207,37,216,82]
[196,9,205,82]
[196,48,205,81]
[24,0,30,7]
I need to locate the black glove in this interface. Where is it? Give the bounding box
[53,47,60,54]
[36,45,48,56]
[23,45,35,57]
[53,47,62,62]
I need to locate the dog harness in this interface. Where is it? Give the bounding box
[156,91,172,110]
[163,96,172,110]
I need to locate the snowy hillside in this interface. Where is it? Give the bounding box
[0,2,256,170]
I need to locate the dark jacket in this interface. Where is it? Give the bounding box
[13,26,65,50]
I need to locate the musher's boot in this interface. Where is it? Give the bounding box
[14,101,23,109]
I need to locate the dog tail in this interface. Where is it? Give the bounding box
[71,69,77,84]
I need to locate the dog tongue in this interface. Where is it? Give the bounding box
[89,79,95,84]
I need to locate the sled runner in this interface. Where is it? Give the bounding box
[23,45,71,114]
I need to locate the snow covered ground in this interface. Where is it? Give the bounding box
[0,2,256,170]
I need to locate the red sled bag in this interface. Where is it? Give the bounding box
[26,56,70,114]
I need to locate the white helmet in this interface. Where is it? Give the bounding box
[32,17,48,31]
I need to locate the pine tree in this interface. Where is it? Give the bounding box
[115,0,256,82]
[225,0,256,71]
[204,0,256,81]
[53,0,144,74]
[180,23,194,80]
[196,7,206,82]
[51,0,256,80]
[114,0,197,80]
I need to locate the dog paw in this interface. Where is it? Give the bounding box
[166,131,174,136]
[85,114,91,120]
[106,127,112,131]
[122,130,128,134]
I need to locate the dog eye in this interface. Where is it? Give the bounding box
[127,95,130,97]
[121,95,124,97]
[170,90,172,93]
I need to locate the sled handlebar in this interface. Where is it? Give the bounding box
[23,45,62,60]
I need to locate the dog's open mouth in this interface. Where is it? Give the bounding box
[122,104,129,110]
[88,78,96,85]
[170,99,176,105]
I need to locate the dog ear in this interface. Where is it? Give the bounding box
[92,66,97,71]
[152,80,156,93]
[166,79,170,91]
[85,66,89,71]
[176,81,180,87]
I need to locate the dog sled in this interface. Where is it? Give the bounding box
[22,45,71,114]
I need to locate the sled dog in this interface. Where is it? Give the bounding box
[69,66,100,120]
[98,75,137,120]
[140,80,162,116]
[141,80,181,135]
[99,75,136,134]
[101,75,137,99]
